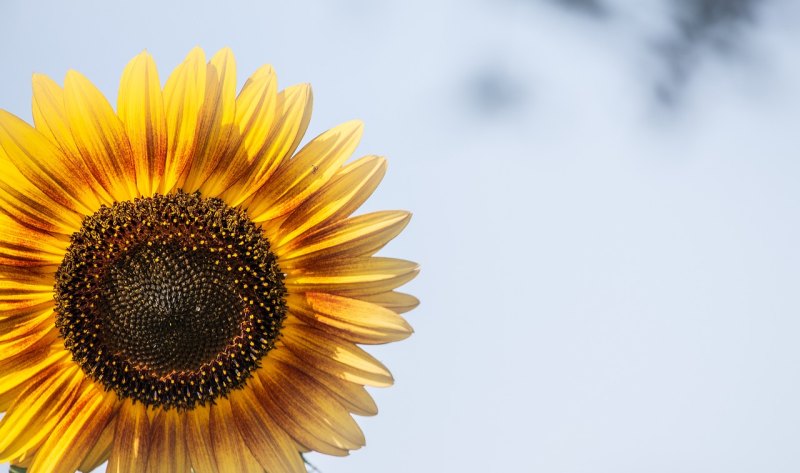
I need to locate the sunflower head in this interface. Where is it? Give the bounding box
[0,47,418,472]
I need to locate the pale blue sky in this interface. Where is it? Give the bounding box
[2,0,800,472]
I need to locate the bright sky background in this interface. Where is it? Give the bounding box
[2,0,800,472]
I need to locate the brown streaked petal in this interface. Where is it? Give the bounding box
[0,215,68,266]
[285,257,419,297]
[0,180,79,235]
[357,291,420,314]
[78,409,117,473]
[272,348,378,416]
[0,295,52,324]
[0,307,54,344]
[118,50,167,197]
[0,320,58,367]
[146,408,189,473]
[0,363,83,463]
[0,349,69,412]
[280,323,394,387]
[276,155,387,246]
[208,397,263,473]
[229,384,307,473]
[261,358,366,449]
[32,74,84,161]
[247,120,363,222]
[28,381,119,473]
[223,83,312,207]
[107,399,150,473]
[0,109,100,220]
[185,406,217,473]
[277,210,411,268]
[64,70,138,202]
[159,47,206,194]
[247,366,349,457]
[182,48,237,194]
[31,73,115,207]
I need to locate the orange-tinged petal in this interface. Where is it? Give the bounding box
[276,155,387,246]
[118,50,167,196]
[160,47,206,194]
[64,70,138,202]
[248,120,363,222]
[107,399,150,473]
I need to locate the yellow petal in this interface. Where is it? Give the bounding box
[0,347,68,413]
[276,155,387,246]
[293,292,413,344]
[246,367,348,456]
[0,214,68,267]
[160,47,206,194]
[264,358,366,448]
[358,291,420,314]
[223,83,312,206]
[64,70,138,202]
[199,64,277,198]
[229,388,306,473]
[31,73,115,207]
[28,381,118,473]
[118,50,167,196]
[0,109,98,223]
[184,406,217,473]
[107,399,150,473]
[78,411,116,473]
[182,48,238,194]
[271,348,378,416]
[209,397,263,473]
[0,363,82,462]
[0,318,58,366]
[0,307,53,344]
[146,408,189,473]
[286,257,419,297]
[277,210,411,268]
[32,74,84,162]
[248,120,363,222]
[281,323,394,387]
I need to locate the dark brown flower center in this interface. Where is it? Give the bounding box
[54,191,286,410]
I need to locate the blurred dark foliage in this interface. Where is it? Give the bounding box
[655,0,763,104]
[548,0,609,17]
[466,66,528,116]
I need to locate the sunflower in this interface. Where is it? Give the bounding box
[0,47,418,473]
